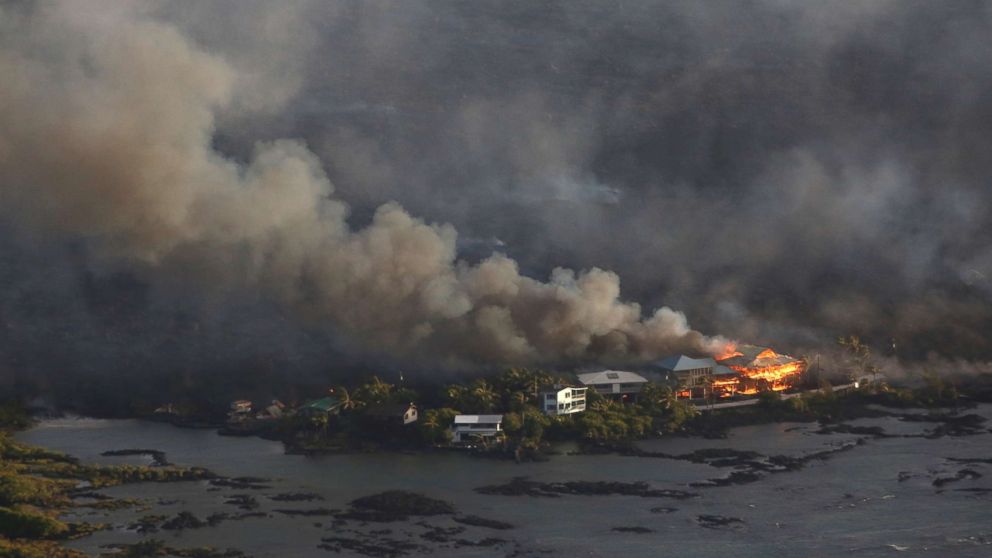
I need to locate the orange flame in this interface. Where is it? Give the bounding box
[715,341,743,362]
[713,343,805,396]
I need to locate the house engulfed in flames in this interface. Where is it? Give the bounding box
[715,344,805,395]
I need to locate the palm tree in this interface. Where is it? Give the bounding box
[333,387,363,411]
[471,380,497,412]
[366,376,393,401]
[422,411,440,430]
[445,385,468,408]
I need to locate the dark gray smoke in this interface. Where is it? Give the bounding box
[2,1,991,395]
[0,0,725,386]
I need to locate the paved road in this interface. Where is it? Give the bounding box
[693,381,859,412]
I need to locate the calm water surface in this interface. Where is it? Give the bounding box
[16,406,992,557]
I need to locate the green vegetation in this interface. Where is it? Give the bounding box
[282,368,704,454]
[0,537,85,558]
[0,506,68,539]
[0,400,215,557]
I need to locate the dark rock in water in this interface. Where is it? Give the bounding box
[898,413,987,438]
[954,487,992,495]
[815,423,890,438]
[690,470,763,488]
[650,506,677,514]
[475,477,697,499]
[204,511,267,526]
[127,514,167,534]
[319,535,424,557]
[102,541,248,558]
[101,448,172,466]
[335,508,411,523]
[207,512,229,526]
[933,469,982,487]
[224,494,259,510]
[452,515,514,530]
[349,491,456,516]
[70,491,114,501]
[947,456,992,464]
[330,492,456,523]
[419,524,466,542]
[897,471,913,482]
[269,492,324,502]
[209,476,272,490]
[678,448,764,465]
[612,526,654,533]
[696,515,745,530]
[273,508,339,517]
[161,511,207,530]
[637,443,864,491]
[454,537,508,547]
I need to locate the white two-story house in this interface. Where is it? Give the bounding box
[451,414,504,443]
[539,385,588,416]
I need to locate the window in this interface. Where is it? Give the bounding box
[606,372,620,380]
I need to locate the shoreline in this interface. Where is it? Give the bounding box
[6,395,990,557]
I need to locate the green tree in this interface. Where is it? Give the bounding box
[637,383,673,414]
[355,376,394,405]
[443,385,469,409]
[418,408,459,445]
[469,379,498,412]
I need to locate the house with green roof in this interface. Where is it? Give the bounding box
[296,396,343,417]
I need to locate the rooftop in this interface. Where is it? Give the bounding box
[453,414,503,424]
[300,397,342,412]
[719,345,799,368]
[577,370,648,386]
[654,355,718,372]
[714,364,738,377]
[539,384,585,393]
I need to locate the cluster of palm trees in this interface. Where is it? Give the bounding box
[303,376,416,437]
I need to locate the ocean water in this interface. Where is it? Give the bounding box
[16,405,992,557]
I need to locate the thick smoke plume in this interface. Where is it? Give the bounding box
[0,2,722,372]
[2,0,992,394]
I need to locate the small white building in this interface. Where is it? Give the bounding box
[539,385,587,416]
[577,370,649,400]
[451,414,504,443]
[367,403,419,425]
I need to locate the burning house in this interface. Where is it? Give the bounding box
[716,344,805,394]
[654,355,740,399]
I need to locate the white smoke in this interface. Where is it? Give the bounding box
[0,2,725,369]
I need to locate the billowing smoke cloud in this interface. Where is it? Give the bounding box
[0,1,722,373]
[233,0,990,364]
[2,0,992,394]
